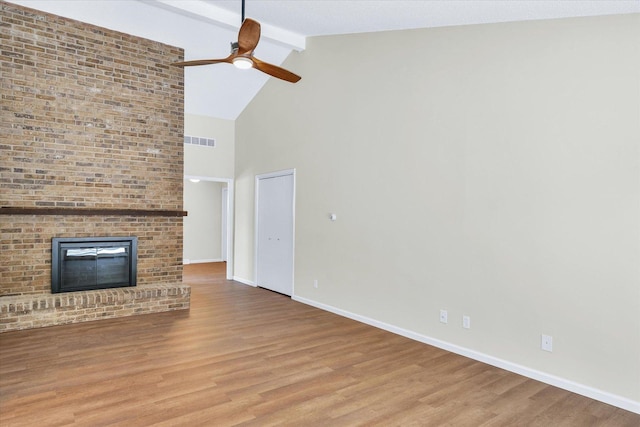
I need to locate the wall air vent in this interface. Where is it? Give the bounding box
[184,135,215,148]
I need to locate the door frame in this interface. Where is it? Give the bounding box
[221,187,228,262]
[184,175,234,280]
[254,169,296,296]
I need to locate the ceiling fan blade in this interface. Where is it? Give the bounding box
[172,56,233,67]
[237,18,261,54]
[252,57,301,83]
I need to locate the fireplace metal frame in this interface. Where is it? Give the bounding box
[51,236,138,293]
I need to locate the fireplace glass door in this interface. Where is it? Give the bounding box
[52,237,137,293]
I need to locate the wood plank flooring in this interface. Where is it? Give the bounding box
[1,263,638,426]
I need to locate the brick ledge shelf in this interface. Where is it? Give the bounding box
[0,207,188,217]
[0,284,191,333]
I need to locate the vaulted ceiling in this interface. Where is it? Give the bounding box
[7,1,639,119]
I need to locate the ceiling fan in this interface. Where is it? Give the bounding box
[171,0,301,83]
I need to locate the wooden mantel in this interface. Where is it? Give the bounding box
[0,207,188,217]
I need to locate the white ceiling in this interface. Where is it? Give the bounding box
[7,1,640,120]
[210,0,640,37]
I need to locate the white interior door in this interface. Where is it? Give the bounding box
[256,171,294,296]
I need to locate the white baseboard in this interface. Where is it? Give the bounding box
[232,276,256,287]
[183,258,223,265]
[292,295,640,415]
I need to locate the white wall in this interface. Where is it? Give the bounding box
[235,15,640,407]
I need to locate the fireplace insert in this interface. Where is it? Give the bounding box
[51,237,137,293]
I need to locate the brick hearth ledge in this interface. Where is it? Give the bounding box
[0,284,191,332]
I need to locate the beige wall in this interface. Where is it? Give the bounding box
[184,114,235,179]
[183,114,234,263]
[183,180,225,263]
[235,15,640,403]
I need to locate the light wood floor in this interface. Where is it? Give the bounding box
[1,263,638,426]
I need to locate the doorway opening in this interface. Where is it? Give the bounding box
[184,175,234,280]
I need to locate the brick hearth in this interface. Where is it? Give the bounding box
[0,284,191,332]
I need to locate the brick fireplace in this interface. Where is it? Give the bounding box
[0,2,190,331]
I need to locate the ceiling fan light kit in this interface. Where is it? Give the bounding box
[232,56,253,69]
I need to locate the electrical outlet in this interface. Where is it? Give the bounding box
[439,309,448,324]
[541,334,553,352]
[313,279,318,289]
[463,315,471,329]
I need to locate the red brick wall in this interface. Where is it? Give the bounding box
[1,2,185,295]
